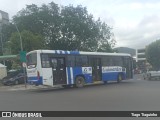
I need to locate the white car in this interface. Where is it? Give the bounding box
[143,71,160,80]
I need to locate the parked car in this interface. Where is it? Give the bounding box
[1,70,27,86]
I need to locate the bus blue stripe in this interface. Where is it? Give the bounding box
[70,67,74,84]
[70,51,79,54]
[67,67,71,84]
[66,68,69,85]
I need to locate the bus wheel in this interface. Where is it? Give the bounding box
[15,80,19,85]
[117,74,122,83]
[75,76,85,88]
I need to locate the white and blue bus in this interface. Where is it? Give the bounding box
[26,50,133,88]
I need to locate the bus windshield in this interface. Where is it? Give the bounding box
[26,53,37,68]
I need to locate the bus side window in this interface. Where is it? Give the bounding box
[67,56,75,67]
[76,56,88,67]
[41,54,50,68]
[51,59,57,69]
[112,56,123,66]
[102,57,111,66]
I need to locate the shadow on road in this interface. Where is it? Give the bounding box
[29,80,135,93]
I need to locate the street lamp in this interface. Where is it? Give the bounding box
[13,22,27,88]
[14,22,23,51]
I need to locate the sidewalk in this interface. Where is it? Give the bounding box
[0,84,62,91]
[0,84,45,91]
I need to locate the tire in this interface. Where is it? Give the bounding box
[117,74,122,83]
[15,80,19,85]
[6,82,12,86]
[75,76,85,88]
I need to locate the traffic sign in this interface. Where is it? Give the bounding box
[22,62,27,68]
[20,51,26,62]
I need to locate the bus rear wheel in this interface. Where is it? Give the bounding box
[117,74,122,83]
[75,76,85,88]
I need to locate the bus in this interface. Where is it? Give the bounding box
[26,50,133,88]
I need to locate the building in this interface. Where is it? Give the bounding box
[136,48,146,62]
[0,10,9,25]
[136,48,147,72]
[0,63,7,79]
[0,10,9,55]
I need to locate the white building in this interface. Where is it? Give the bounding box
[136,48,146,62]
[0,63,7,79]
[0,10,9,25]
[136,48,147,72]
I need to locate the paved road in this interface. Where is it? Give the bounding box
[0,74,160,111]
[0,74,160,120]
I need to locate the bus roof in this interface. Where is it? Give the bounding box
[27,50,131,57]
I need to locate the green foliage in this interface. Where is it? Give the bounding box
[11,59,21,70]
[3,2,115,54]
[0,23,16,55]
[146,40,160,70]
[9,30,45,54]
[96,20,116,52]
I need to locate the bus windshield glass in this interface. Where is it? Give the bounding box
[26,53,37,68]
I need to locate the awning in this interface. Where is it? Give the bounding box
[0,55,18,61]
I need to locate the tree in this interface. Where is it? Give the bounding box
[96,20,116,52]
[0,23,16,55]
[146,40,160,70]
[9,30,45,54]
[7,2,115,53]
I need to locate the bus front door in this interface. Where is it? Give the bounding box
[50,58,66,85]
[91,58,102,81]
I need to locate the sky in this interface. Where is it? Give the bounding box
[0,0,160,49]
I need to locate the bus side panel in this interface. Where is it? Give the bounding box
[102,72,126,81]
[27,67,43,85]
[41,68,53,86]
[74,67,93,84]
[102,66,126,81]
[102,72,119,81]
[27,52,43,86]
[66,67,93,85]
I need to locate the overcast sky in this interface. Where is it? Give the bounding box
[1,0,160,49]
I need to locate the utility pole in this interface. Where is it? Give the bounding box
[14,22,27,88]
[14,23,23,51]
[0,26,3,55]
[0,13,3,55]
